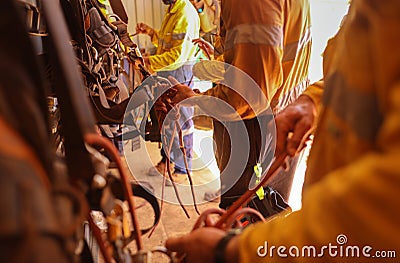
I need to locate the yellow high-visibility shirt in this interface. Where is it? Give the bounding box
[149,0,200,72]
[239,1,400,262]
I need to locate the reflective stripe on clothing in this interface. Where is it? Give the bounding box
[158,33,190,49]
[171,32,186,40]
[323,72,383,142]
[225,24,283,50]
[283,27,312,62]
[149,0,199,72]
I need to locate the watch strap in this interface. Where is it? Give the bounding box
[214,229,241,263]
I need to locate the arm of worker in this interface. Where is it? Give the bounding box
[169,77,199,105]
[198,41,282,119]
[238,80,400,262]
[135,22,161,48]
[148,43,183,72]
[301,79,324,108]
[192,38,214,60]
[166,227,240,263]
[200,21,284,119]
[274,80,323,157]
[200,56,283,119]
[135,22,158,71]
[169,77,246,121]
[135,22,156,39]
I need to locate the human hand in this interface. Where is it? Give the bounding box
[275,95,317,157]
[166,227,238,263]
[153,98,169,115]
[192,38,214,59]
[168,76,199,106]
[135,22,154,37]
[192,0,205,10]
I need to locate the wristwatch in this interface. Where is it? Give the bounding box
[214,228,242,263]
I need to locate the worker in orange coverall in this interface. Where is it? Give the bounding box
[165,0,400,262]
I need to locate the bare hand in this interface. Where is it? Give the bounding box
[165,227,227,263]
[135,22,154,37]
[168,76,199,106]
[193,38,214,59]
[275,95,317,156]
[153,98,169,115]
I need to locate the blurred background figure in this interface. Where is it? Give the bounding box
[135,0,200,182]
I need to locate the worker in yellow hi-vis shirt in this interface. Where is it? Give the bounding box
[165,0,400,262]
[136,0,200,182]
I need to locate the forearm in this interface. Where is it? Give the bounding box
[148,47,181,71]
[302,80,324,112]
[238,151,400,262]
[201,84,258,120]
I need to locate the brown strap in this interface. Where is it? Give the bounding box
[108,0,128,24]
[112,20,136,47]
